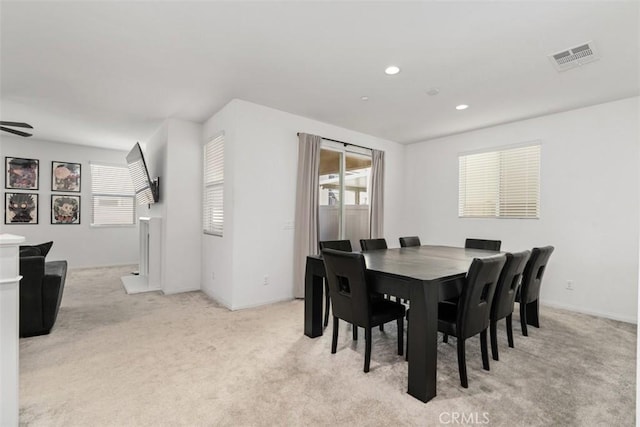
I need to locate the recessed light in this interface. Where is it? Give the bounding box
[456,104,469,110]
[384,66,400,75]
[361,96,369,101]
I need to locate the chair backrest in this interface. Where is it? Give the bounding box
[319,240,353,253]
[457,255,506,338]
[519,246,554,305]
[321,248,372,327]
[399,236,421,248]
[491,250,530,321]
[465,238,502,251]
[359,238,388,251]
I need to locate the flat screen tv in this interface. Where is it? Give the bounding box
[126,142,159,205]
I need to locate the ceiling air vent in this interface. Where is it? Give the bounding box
[548,41,600,72]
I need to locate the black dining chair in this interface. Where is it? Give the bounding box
[399,236,421,248]
[322,248,405,373]
[517,246,554,336]
[489,250,530,361]
[319,240,352,253]
[442,238,500,308]
[438,255,506,388]
[360,237,400,307]
[465,238,502,251]
[319,240,353,328]
[359,238,388,251]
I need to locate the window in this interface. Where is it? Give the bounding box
[458,143,540,218]
[318,142,372,249]
[203,134,224,235]
[90,163,135,225]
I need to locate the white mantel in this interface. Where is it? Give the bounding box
[0,233,24,427]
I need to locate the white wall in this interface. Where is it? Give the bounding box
[636,91,640,424]
[201,101,237,308]
[202,99,405,310]
[0,136,138,267]
[143,119,202,294]
[404,96,639,323]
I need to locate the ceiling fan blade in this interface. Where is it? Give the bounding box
[0,121,33,129]
[0,126,32,137]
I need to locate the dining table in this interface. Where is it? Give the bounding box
[303,245,501,403]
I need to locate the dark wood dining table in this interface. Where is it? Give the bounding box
[303,245,501,403]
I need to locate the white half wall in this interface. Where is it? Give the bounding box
[143,119,203,294]
[404,96,639,323]
[202,99,405,310]
[0,136,138,267]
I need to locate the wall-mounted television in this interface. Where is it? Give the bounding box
[126,142,159,205]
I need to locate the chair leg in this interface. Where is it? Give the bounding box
[364,327,372,373]
[443,333,449,343]
[397,318,404,356]
[520,302,528,336]
[490,319,499,361]
[323,283,330,327]
[352,325,358,341]
[331,317,339,354]
[506,314,514,348]
[457,337,468,388]
[526,300,540,328]
[480,330,490,371]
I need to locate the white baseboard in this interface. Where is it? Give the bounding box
[162,286,201,295]
[230,296,294,311]
[541,300,637,324]
[70,263,138,271]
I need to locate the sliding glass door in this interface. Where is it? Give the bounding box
[318,143,372,251]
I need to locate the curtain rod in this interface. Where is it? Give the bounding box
[297,132,372,152]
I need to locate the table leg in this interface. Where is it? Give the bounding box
[407,279,438,402]
[304,258,324,338]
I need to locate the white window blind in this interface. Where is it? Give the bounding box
[459,144,540,219]
[90,163,136,225]
[203,134,224,235]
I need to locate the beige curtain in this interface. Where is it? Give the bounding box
[293,133,322,298]
[369,149,385,238]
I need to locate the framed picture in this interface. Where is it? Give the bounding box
[51,195,80,224]
[5,157,39,190]
[52,161,81,192]
[5,192,38,224]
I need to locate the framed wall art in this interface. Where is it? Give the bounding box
[5,192,38,224]
[5,157,39,190]
[52,161,81,192]
[51,194,80,224]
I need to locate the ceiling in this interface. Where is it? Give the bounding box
[1,1,638,151]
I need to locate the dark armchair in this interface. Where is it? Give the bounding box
[19,243,67,337]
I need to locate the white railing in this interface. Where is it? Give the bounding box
[319,205,369,251]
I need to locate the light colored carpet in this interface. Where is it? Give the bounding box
[19,265,635,426]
